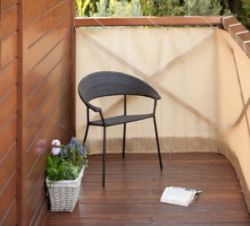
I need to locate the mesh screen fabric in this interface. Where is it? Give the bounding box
[76,27,218,154]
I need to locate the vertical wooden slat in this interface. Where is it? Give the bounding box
[70,0,76,136]
[16,0,23,225]
[0,1,18,226]
[20,0,73,225]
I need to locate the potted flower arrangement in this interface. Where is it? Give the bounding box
[46,137,87,212]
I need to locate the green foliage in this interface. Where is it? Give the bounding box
[76,0,90,16]
[93,0,110,16]
[47,139,88,181]
[140,0,225,16]
[76,0,99,16]
[47,155,80,181]
[184,0,222,15]
[76,0,142,17]
[241,0,250,28]
[242,0,250,15]
[75,0,250,30]
[106,0,141,17]
[140,0,184,16]
[225,0,250,29]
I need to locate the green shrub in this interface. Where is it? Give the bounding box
[184,0,222,15]
[76,0,142,17]
[47,155,80,181]
[140,0,184,16]
[76,0,91,16]
[46,138,88,181]
[92,0,142,16]
[75,0,250,30]
[140,0,225,16]
[241,0,250,29]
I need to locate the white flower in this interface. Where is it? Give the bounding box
[51,139,61,155]
[51,139,61,146]
[51,147,61,155]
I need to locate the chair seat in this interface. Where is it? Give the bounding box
[89,113,154,127]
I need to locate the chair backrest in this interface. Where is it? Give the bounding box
[78,71,161,106]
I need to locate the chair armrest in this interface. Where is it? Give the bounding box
[86,102,102,113]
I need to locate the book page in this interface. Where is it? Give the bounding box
[160,186,202,207]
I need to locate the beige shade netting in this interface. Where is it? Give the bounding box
[76,27,218,153]
[75,26,250,211]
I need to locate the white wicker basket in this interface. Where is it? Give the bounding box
[46,167,85,212]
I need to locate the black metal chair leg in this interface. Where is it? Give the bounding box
[153,116,163,170]
[122,123,126,159]
[102,126,107,187]
[83,124,89,144]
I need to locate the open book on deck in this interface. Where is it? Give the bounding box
[160,186,202,207]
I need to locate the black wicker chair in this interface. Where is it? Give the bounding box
[78,71,163,186]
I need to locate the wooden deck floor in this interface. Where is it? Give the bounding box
[45,153,250,226]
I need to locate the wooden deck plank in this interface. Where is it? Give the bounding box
[45,153,250,226]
